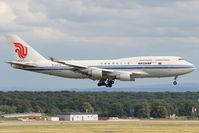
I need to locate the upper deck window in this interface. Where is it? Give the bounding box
[179,58,184,60]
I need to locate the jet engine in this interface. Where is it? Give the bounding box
[117,73,135,81]
[88,69,103,80]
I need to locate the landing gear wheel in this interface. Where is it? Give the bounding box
[106,80,114,88]
[109,81,114,84]
[97,79,106,87]
[106,84,112,87]
[173,81,177,85]
[98,82,106,86]
[173,76,178,85]
[98,79,114,87]
[108,84,112,87]
[97,83,102,86]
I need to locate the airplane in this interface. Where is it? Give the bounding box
[5,34,196,87]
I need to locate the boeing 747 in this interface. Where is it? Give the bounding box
[5,35,196,87]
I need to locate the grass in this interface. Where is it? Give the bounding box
[0,120,199,133]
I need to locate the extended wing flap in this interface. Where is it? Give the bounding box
[113,70,149,77]
[131,70,149,76]
[93,67,114,73]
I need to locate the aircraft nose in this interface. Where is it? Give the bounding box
[188,63,196,72]
[185,60,196,72]
[191,64,196,71]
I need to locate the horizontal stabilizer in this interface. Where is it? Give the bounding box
[6,61,36,67]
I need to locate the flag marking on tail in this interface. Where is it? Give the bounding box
[14,42,28,59]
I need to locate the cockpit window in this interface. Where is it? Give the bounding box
[179,58,184,60]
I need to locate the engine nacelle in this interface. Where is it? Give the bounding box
[117,73,135,81]
[88,69,103,80]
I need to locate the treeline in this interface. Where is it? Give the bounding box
[0,91,199,118]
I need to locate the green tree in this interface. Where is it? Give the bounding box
[109,102,124,117]
[178,101,195,116]
[16,100,33,113]
[33,105,43,113]
[82,102,94,113]
[45,107,61,115]
[0,105,16,113]
[62,108,75,113]
[1,91,199,118]
[151,102,168,118]
[134,102,151,118]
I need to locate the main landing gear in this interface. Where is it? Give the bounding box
[173,76,178,85]
[97,79,114,88]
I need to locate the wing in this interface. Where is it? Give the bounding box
[52,59,113,74]
[50,57,148,79]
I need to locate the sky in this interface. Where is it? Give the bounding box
[0,0,198,89]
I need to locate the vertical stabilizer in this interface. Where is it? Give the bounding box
[5,34,47,62]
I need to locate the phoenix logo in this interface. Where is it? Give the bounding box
[14,42,28,59]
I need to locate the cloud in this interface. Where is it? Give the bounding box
[30,27,134,46]
[1,0,199,46]
[1,0,199,47]
[172,37,199,44]
[0,0,198,88]
[31,27,75,41]
[1,0,199,40]
[0,2,16,25]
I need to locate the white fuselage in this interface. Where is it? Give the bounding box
[19,56,195,80]
[6,34,196,87]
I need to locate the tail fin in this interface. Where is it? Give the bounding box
[5,34,47,62]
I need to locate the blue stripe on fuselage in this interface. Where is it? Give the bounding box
[25,65,195,71]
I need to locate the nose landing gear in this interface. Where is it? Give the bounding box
[173,76,178,85]
[173,81,177,85]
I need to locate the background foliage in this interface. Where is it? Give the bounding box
[0,91,199,118]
